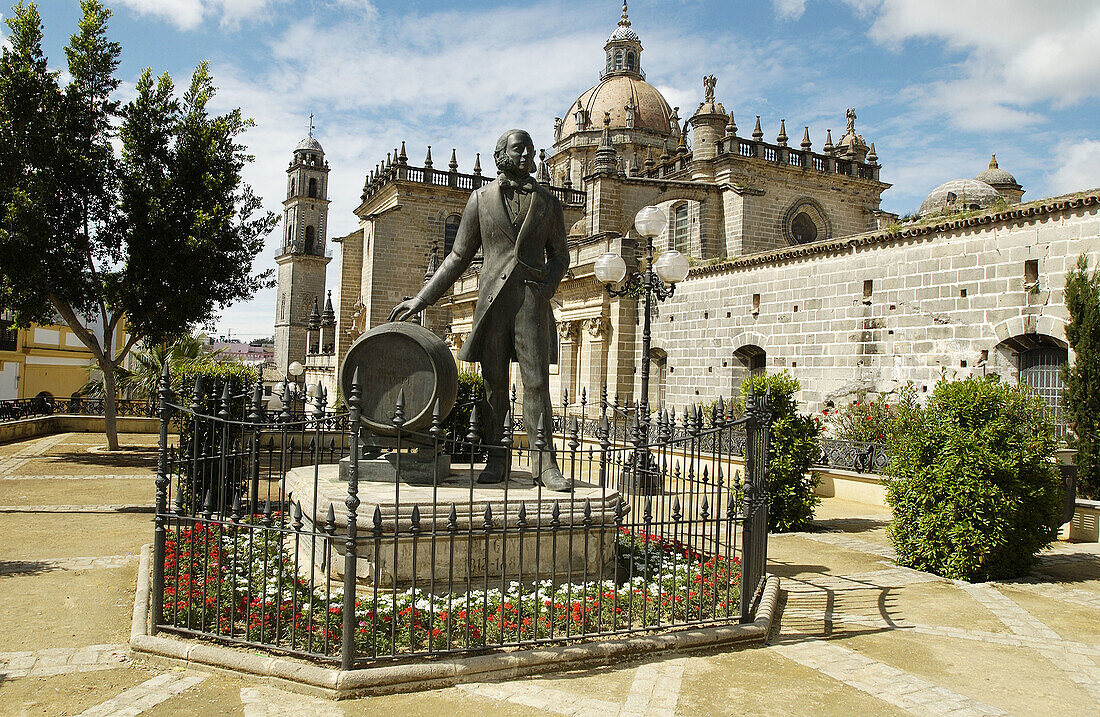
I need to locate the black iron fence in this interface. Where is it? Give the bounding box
[150,372,774,670]
[0,396,157,422]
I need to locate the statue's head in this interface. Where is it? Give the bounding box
[494,129,536,178]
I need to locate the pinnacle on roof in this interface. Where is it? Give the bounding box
[423,145,433,169]
[321,291,335,327]
[726,112,737,137]
[777,119,788,147]
[308,296,320,331]
[449,148,458,172]
[801,126,812,151]
[752,115,763,141]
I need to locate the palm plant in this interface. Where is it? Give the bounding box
[81,335,221,400]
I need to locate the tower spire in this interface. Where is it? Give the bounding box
[619,1,630,27]
[307,112,314,138]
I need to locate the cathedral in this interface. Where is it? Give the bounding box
[282,2,1100,423]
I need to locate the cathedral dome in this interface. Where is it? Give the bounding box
[974,154,1018,188]
[559,75,676,139]
[918,178,1001,218]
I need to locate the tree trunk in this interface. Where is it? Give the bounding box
[100,357,119,451]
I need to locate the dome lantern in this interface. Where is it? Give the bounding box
[603,2,644,80]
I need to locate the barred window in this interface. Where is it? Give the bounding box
[673,203,689,253]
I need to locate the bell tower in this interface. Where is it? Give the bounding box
[274,116,331,375]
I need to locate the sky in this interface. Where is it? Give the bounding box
[12,0,1100,340]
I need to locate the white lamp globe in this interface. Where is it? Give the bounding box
[288,361,305,377]
[593,252,628,284]
[655,249,690,284]
[267,394,284,411]
[634,206,666,239]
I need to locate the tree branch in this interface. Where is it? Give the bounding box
[47,291,104,363]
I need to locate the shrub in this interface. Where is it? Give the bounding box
[1063,254,1100,499]
[172,362,258,512]
[738,372,821,532]
[443,371,485,453]
[824,383,918,443]
[884,375,1062,582]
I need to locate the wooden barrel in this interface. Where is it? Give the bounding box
[339,322,458,435]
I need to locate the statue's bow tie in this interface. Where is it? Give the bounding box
[498,174,536,194]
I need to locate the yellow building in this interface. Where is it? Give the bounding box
[0,310,126,400]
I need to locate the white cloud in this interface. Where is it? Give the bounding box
[114,0,285,31]
[1047,139,1100,197]
[772,0,807,20]
[855,0,1100,130]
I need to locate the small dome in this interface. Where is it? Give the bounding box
[295,135,324,154]
[974,154,1017,188]
[559,75,675,139]
[569,217,586,237]
[607,24,639,43]
[607,2,639,44]
[918,178,1001,218]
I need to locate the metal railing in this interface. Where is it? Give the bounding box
[0,396,157,422]
[150,373,774,670]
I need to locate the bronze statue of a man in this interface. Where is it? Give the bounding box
[389,129,572,491]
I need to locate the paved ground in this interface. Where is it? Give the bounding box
[1,431,1098,716]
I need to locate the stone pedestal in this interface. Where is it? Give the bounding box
[283,464,620,590]
[337,450,450,484]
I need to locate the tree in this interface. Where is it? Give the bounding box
[1063,254,1100,499]
[0,2,275,448]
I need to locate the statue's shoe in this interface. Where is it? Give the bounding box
[477,462,506,484]
[537,466,573,492]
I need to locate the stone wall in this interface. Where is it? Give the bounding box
[646,194,1100,409]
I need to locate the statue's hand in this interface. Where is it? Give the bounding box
[389,296,428,322]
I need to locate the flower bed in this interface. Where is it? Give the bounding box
[161,518,741,659]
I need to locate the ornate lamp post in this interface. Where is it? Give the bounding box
[594,205,690,429]
[269,360,307,417]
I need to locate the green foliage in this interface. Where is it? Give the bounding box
[0,1,274,447]
[824,383,919,443]
[884,376,1063,582]
[445,371,485,442]
[81,334,219,400]
[173,361,257,412]
[738,372,822,532]
[1063,254,1100,499]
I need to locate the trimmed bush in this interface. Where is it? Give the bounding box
[738,372,822,532]
[884,375,1062,582]
[1063,254,1100,499]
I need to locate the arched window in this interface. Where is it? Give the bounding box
[1020,344,1069,435]
[673,203,690,252]
[304,225,316,254]
[444,214,461,256]
[606,52,614,73]
[791,212,818,243]
[280,295,287,321]
[732,345,766,397]
[308,177,318,198]
[615,50,623,70]
[290,178,296,196]
[626,52,636,70]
